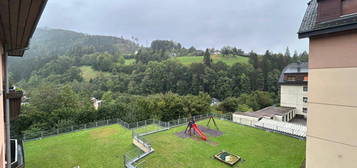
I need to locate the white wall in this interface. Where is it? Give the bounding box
[280,85,308,117]
[233,114,259,126]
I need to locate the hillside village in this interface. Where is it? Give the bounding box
[0,0,357,168]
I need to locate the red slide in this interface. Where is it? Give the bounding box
[192,123,207,141]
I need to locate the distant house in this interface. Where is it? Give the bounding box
[213,50,221,55]
[278,62,308,118]
[210,98,220,106]
[91,97,103,110]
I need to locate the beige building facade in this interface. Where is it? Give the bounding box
[306,31,357,168]
[0,42,5,167]
[299,0,357,167]
[280,85,308,117]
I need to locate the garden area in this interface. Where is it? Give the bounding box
[24,118,305,168]
[24,124,162,168]
[136,119,306,168]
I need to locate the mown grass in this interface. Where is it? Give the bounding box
[25,125,133,168]
[24,120,305,168]
[133,124,165,135]
[174,55,249,66]
[139,119,306,168]
[79,66,111,81]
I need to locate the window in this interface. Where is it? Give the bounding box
[303,108,308,113]
[303,86,308,92]
[303,97,308,103]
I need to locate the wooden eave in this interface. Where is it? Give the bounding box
[0,0,47,57]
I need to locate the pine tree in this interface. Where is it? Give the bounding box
[284,47,291,57]
[203,48,212,67]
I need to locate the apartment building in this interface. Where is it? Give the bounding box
[278,62,308,118]
[299,0,357,167]
[0,1,47,167]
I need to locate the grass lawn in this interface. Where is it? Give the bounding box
[174,55,249,66]
[133,124,165,135]
[25,124,133,168]
[139,119,306,168]
[79,66,111,81]
[125,59,136,65]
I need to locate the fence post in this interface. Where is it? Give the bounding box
[56,129,59,134]
[168,122,170,128]
[96,122,98,127]
[137,122,139,128]
[107,120,109,125]
[71,126,73,131]
[41,131,44,139]
[84,124,87,129]
[145,120,147,126]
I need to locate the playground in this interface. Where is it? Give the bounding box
[24,117,305,168]
[135,119,306,168]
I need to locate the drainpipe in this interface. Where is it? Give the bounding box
[4,53,11,168]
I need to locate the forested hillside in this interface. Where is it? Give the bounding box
[9,28,140,81]
[9,28,308,137]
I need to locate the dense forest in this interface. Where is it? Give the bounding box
[10,28,308,136]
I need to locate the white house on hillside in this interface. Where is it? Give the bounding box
[278,62,308,118]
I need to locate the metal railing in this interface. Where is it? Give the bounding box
[23,118,160,141]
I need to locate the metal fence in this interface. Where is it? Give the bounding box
[23,118,161,141]
[22,112,232,141]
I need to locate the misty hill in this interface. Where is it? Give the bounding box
[9,28,140,81]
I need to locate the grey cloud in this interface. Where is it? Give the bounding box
[38,0,309,54]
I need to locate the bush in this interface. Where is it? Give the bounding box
[218,97,240,112]
[237,104,253,112]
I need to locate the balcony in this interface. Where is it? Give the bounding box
[7,139,25,168]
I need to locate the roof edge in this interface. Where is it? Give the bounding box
[298,22,357,38]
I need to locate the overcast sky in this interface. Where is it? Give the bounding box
[38,0,310,54]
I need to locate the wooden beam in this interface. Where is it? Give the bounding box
[21,0,46,49]
[0,0,12,49]
[16,0,32,50]
[9,0,20,50]
[0,17,4,43]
